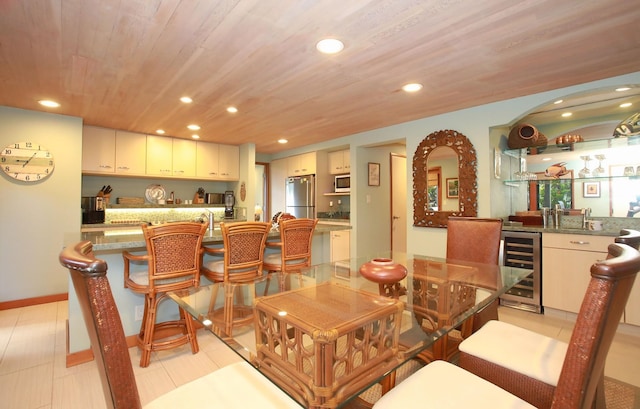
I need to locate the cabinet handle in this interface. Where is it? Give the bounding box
[569,240,590,245]
[117,166,129,170]
[99,165,113,169]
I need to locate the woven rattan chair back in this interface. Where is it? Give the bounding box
[202,221,272,283]
[142,222,208,292]
[60,241,143,409]
[264,218,318,273]
[552,242,640,408]
[446,217,503,264]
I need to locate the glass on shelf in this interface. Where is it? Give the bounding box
[592,154,606,177]
[578,155,591,178]
[624,166,635,176]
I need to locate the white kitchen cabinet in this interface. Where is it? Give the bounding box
[146,135,173,176]
[542,233,612,314]
[196,142,220,179]
[328,150,350,175]
[288,152,316,176]
[82,126,115,173]
[114,131,146,175]
[626,277,640,325]
[171,138,196,177]
[218,144,239,180]
[330,230,350,262]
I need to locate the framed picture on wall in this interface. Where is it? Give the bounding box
[446,178,459,198]
[368,162,380,186]
[583,181,600,198]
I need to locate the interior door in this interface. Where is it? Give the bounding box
[391,153,407,253]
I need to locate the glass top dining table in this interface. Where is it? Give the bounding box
[168,252,531,409]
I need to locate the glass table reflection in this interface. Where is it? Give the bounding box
[168,252,531,409]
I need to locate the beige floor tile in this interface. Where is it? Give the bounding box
[51,364,107,409]
[0,320,56,375]
[0,362,53,409]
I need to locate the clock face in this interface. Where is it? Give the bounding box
[1,141,55,182]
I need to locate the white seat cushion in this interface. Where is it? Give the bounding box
[459,320,567,386]
[145,361,301,408]
[373,360,535,409]
[203,260,224,273]
[129,271,149,285]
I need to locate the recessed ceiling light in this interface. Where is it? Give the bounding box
[561,112,572,118]
[402,83,423,93]
[156,129,165,134]
[227,106,238,113]
[542,157,552,161]
[180,96,193,103]
[316,38,344,54]
[616,87,631,92]
[187,124,200,130]
[620,102,633,108]
[553,99,563,105]
[278,138,288,144]
[191,134,200,139]
[38,100,60,108]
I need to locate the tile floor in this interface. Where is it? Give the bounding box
[1,301,639,408]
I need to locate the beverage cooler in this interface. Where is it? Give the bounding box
[500,231,542,313]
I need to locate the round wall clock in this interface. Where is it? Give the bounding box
[1,141,55,182]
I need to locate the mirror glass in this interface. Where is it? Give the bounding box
[414,129,477,228]
[428,147,459,211]
[509,85,640,218]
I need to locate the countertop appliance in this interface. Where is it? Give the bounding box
[286,175,316,218]
[334,174,350,193]
[81,196,105,224]
[224,191,235,219]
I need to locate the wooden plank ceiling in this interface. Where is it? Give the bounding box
[0,0,638,154]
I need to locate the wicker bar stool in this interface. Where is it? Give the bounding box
[123,221,207,367]
[201,221,271,336]
[262,218,318,295]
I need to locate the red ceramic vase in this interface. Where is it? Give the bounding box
[359,258,407,284]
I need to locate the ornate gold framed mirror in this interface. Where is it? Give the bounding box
[413,129,478,227]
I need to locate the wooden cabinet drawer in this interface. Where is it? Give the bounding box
[542,233,613,252]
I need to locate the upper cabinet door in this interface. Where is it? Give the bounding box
[196,142,220,179]
[218,144,239,180]
[115,131,146,175]
[172,138,196,177]
[146,135,173,176]
[328,150,349,174]
[82,126,116,174]
[288,152,316,176]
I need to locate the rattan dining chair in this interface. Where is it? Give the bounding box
[410,217,503,363]
[60,240,301,409]
[123,221,208,367]
[201,221,271,335]
[456,229,640,408]
[263,217,318,294]
[374,241,640,409]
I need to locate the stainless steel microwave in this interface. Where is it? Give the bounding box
[334,174,350,193]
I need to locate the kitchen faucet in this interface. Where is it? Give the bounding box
[581,208,591,230]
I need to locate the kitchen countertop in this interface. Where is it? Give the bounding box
[502,225,620,237]
[69,222,351,252]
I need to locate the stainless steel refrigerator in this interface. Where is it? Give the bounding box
[285,175,316,218]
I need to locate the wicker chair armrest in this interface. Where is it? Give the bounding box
[265,240,283,249]
[122,251,149,263]
[202,246,224,256]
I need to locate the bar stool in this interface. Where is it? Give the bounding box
[263,218,318,294]
[201,221,271,335]
[123,221,208,367]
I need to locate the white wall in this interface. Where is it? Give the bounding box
[0,107,82,302]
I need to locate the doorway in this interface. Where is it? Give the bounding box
[391,153,407,253]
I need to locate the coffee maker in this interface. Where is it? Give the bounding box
[224,190,235,219]
[81,196,105,224]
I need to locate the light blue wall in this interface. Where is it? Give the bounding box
[0,107,82,302]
